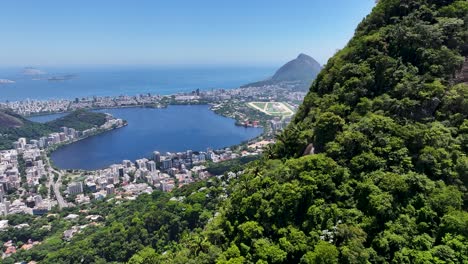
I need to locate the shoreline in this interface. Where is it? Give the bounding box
[24,104,168,118]
[27,103,264,129]
[46,122,128,170]
[45,106,265,172]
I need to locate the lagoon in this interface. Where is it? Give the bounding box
[42,105,262,170]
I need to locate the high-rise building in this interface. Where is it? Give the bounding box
[30,140,39,147]
[153,151,161,163]
[161,158,173,170]
[106,184,115,195]
[67,182,84,195]
[198,153,206,162]
[34,195,43,206]
[59,132,67,142]
[39,137,48,148]
[122,160,132,168]
[135,158,148,170]
[147,161,156,172]
[18,138,27,149]
[68,128,76,139]
[86,182,97,192]
[1,201,10,216]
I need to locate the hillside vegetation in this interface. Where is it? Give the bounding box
[0,110,108,149]
[45,110,108,131]
[7,0,468,263]
[0,111,52,150]
[218,0,468,263]
[0,111,24,128]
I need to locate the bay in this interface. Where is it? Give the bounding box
[47,105,263,170]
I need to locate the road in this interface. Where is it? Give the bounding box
[44,154,68,209]
[46,161,53,199]
[52,168,67,209]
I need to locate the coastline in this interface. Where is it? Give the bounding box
[24,104,168,118]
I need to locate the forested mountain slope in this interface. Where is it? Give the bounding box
[0,110,108,150]
[13,0,468,263]
[0,111,24,128]
[214,0,468,263]
[0,110,54,149]
[167,0,468,262]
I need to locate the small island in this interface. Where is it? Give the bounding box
[0,79,15,84]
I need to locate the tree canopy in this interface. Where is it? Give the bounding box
[6,0,468,263]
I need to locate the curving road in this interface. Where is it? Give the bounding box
[52,169,67,209]
[45,155,68,209]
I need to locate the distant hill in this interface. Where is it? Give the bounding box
[242,53,322,91]
[0,111,25,128]
[0,111,52,149]
[0,110,108,150]
[46,109,108,131]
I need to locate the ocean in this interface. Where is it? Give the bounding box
[0,65,275,101]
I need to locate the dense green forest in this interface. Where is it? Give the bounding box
[45,109,109,131]
[205,156,259,175]
[5,0,468,263]
[0,110,52,149]
[0,110,108,149]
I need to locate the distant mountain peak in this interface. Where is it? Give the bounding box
[296,53,321,65]
[271,53,321,80]
[297,53,311,59]
[242,53,322,91]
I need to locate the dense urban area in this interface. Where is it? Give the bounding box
[0,80,306,261]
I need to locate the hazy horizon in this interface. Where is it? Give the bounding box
[0,0,375,67]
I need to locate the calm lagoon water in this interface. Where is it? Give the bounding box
[28,113,68,123]
[17,66,271,170]
[44,106,262,170]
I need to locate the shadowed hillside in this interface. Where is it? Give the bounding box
[0,111,24,128]
[0,110,108,150]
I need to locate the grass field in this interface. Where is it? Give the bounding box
[247,102,295,117]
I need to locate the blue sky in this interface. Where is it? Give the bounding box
[0,0,375,66]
